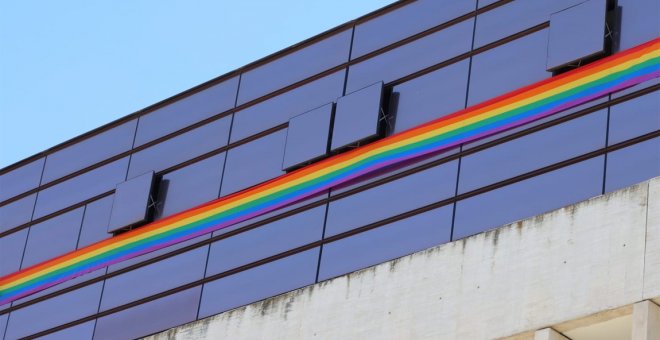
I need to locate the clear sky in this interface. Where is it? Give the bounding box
[0,0,394,168]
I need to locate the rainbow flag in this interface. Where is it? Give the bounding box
[1,38,658,306]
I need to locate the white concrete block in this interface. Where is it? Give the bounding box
[632,300,660,340]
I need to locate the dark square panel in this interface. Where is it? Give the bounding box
[331,82,384,151]
[206,205,325,277]
[4,282,103,340]
[42,120,137,184]
[94,287,201,340]
[155,154,224,220]
[221,130,287,197]
[346,19,474,93]
[100,247,208,311]
[236,29,352,105]
[608,91,660,145]
[198,248,319,318]
[319,206,453,281]
[390,60,470,134]
[108,170,155,233]
[547,0,606,71]
[282,103,333,170]
[38,321,96,340]
[0,228,28,277]
[605,138,660,193]
[134,76,239,147]
[22,207,85,269]
[33,157,130,219]
[325,160,458,237]
[615,0,660,52]
[0,193,36,233]
[78,195,114,248]
[458,109,607,194]
[453,156,605,240]
[128,117,231,178]
[0,157,44,202]
[351,0,476,59]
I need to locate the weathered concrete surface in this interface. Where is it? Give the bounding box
[145,178,660,340]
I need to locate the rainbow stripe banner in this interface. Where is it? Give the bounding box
[1,38,658,306]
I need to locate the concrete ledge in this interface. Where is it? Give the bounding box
[145,177,660,340]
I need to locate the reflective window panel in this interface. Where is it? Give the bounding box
[198,248,319,318]
[128,116,231,178]
[390,59,469,134]
[0,193,36,233]
[458,109,607,194]
[37,320,96,340]
[155,154,224,220]
[134,76,239,147]
[221,130,287,197]
[0,313,7,340]
[0,157,44,202]
[78,195,114,248]
[41,120,137,184]
[318,205,453,281]
[608,91,660,145]
[325,160,458,237]
[94,287,201,340]
[331,82,384,151]
[605,138,660,193]
[614,0,660,52]
[108,171,155,233]
[282,103,333,171]
[351,0,476,59]
[0,228,28,277]
[346,19,474,93]
[205,205,326,277]
[21,207,85,268]
[453,156,605,240]
[237,29,352,105]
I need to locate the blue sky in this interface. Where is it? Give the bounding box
[0,0,393,168]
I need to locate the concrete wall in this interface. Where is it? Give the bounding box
[144,177,660,340]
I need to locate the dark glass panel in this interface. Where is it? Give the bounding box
[605,138,660,193]
[0,313,7,340]
[331,82,384,151]
[3,282,102,340]
[206,206,325,276]
[351,0,476,59]
[134,76,239,147]
[325,160,458,237]
[78,196,114,248]
[346,19,474,93]
[614,0,660,52]
[11,267,107,306]
[608,91,660,145]
[459,109,607,194]
[390,59,469,134]
[33,157,129,219]
[154,154,224,220]
[468,29,551,106]
[453,156,605,240]
[0,194,35,233]
[220,130,287,197]
[21,207,84,268]
[108,171,155,233]
[198,248,319,318]
[230,71,345,143]
[100,247,208,311]
[38,320,96,340]
[318,206,453,281]
[282,103,332,171]
[94,287,201,340]
[0,157,44,202]
[0,228,28,277]
[42,120,137,184]
[128,117,231,178]
[237,29,352,105]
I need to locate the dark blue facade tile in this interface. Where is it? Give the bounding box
[331,82,384,151]
[346,19,474,93]
[351,0,476,59]
[282,103,333,171]
[325,160,458,237]
[459,109,608,194]
[318,206,453,281]
[21,207,85,269]
[0,193,36,233]
[0,313,7,340]
[128,117,231,178]
[237,29,352,105]
[33,157,130,219]
[42,120,137,184]
[454,156,605,240]
[94,287,201,340]
[78,196,114,248]
[0,228,28,277]
[615,0,660,52]
[0,157,44,202]
[198,248,319,318]
[108,171,155,233]
[206,205,326,277]
[608,91,660,145]
[605,138,660,193]
[134,77,239,147]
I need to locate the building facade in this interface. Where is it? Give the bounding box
[0,0,658,339]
